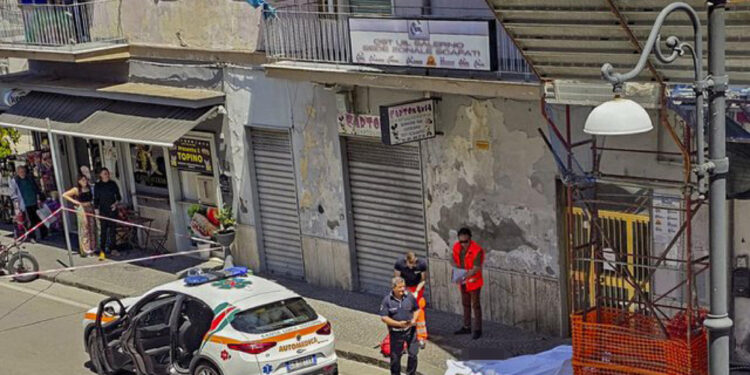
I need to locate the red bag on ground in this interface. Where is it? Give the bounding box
[380,333,407,357]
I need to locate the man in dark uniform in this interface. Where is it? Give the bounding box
[380,277,420,375]
[394,251,428,346]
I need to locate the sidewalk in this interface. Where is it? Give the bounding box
[2,228,568,375]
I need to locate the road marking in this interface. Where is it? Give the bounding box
[0,281,93,309]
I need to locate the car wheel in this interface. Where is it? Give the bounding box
[87,332,109,375]
[194,362,221,375]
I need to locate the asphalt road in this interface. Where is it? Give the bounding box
[0,278,387,375]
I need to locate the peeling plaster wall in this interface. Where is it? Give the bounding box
[223,68,349,285]
[422,96,559,277]
[358,87,563,334]
[359,88,559,277]
[290,85,348,242]
[122,0,262,51]
[227,70,348,241]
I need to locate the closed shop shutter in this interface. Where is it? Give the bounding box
[346,139,427,295]
[349,0,392,14]
[251,129,304,279]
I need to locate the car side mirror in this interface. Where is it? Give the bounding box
[103,303,124,317]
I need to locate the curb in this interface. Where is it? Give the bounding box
[335,347,443,375]
[39,273,130,299]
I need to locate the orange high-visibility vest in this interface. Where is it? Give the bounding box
[452,240,484,291]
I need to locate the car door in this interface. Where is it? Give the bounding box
[93,297,133,374]
[122,292,179,375]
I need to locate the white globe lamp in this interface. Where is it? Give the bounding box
[583,97,654,135]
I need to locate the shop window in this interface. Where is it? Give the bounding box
[130,144,169,203]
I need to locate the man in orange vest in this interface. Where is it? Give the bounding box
[394,251,428,348]
[452,227,484,339]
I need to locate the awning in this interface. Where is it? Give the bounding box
[0,92,219,147]
[488,0,750,84]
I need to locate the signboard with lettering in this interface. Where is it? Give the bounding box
[337,112,382,137]
[169,137,213,175]
[652,193,682,267]
[380,99,437,145]
[349,18,496,71]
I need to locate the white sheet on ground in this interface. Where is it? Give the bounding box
[445,345,573,375]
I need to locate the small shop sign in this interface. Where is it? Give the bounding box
[337,112,381,138]
[169,137,213,175]
[349,18,496,71]
[380,99,437,145]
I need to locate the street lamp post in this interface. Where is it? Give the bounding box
[583,1,732,374]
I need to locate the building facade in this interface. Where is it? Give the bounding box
[1,0,749,356]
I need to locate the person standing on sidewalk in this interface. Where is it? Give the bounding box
[452,227,484,339]
[94,168,121,258]
[9,165,47,240]
[380,277,420,375]
[394,251,428,347]
[63,174,97,257]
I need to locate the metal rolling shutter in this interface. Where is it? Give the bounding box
[251,129,304,279]
[346,139,427,295]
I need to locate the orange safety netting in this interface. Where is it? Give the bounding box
[572,308,707,375]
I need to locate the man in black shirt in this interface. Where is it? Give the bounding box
[94,168,121,256]
[394,252,428,347]
[380,277,420,375]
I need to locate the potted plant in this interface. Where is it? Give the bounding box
[213,205,236,247]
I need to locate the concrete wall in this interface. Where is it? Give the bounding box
[122,0,262,51]
[348,87,564,335]
[223,67,352,287]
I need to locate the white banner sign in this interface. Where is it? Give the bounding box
[337,113,381,137]
[653,193,682,267]
[349,18,494,71]
[380,99,436,145]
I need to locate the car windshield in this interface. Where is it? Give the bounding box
[231,297,318,334]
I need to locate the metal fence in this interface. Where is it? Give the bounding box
[263,10,351,64]
[0,0,123,49]
[262,9,533,78]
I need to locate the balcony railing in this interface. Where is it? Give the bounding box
[0,0,123,50]
[262,9,534,80]
[263,10,351,64]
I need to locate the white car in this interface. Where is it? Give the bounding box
[82,267,338,375]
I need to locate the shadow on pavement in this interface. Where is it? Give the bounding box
[262,274,570,361]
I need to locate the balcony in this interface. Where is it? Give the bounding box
[261,6,535,82]
[0,0,128,62]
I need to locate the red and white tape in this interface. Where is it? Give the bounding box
[0,245,225,280]
[14,207,63,244]
[60,207,219,245]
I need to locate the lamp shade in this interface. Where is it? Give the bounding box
[584,98,653,135]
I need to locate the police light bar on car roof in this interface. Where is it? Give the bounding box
[184,266,250,286]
